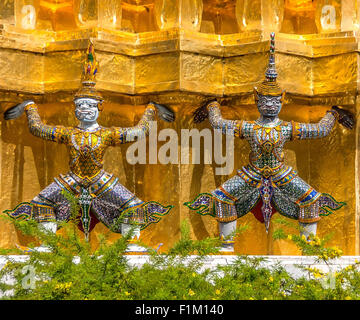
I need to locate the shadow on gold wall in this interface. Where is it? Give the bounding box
[0,100,356,254]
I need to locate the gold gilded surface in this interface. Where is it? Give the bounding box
[304,105,356,255]
[98,0,122,30]
[96,50,135,94]
[0,29,268,96]
[121,0,159,33]
[135,51,179,93]
[1,0,359,98]
[200,0,262,34]
[37,0,79,31]
[0,0,359,254]
[180,52,223,95]
[276,51,357,96]
[0,29,357,98]
[276,32,357,58]
[201,0,238,34]
[15,0,79,31]
[44,49,83,92]
[281,0,317,34]
[239,0,262,32]
[0,0,14,24]
[0,48,44,93]
[311,52,357,95]
[341,0,358,31]
[261,0,284,33]
[154,0,203,32]
[14,0,97,31]
[0,100,356,255]
[314,0,342,33]
[179,30,265,57]
[0,0,356,36]
[224,52,269,95]
[280,0,355,34]
[276,53,313,96]
[356,96,360,255]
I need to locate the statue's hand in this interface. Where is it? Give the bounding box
[4,100,34,120]
[332,106,355,130]
[193,98,217,123]
[149,101,175,123]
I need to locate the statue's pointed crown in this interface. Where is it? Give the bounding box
[74,40,103,101]
[256,32,283,96]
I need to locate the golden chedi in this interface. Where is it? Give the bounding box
[0,0,358,255]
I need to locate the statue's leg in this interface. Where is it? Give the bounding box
[219,220,237,252]
[39,221,57,233]
[92,177,172,252]
[274,175,322,241]
[31,182,72,252]
[31,193,57,252]
[34,221,58,252]
[120,222,148,253]
[92,181,148,252]
[120,222,141,240]
[120,196,149,253]
[213,174,259,252]
[299,221,318,240]
[185,173,260,252]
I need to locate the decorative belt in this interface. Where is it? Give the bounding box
[248,163,284,178]
[239,164,297,188]
[55,170,115,195]
[69,169,105,188]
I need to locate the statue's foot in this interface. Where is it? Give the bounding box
[125,243,148,253]
[218,243,234,253]
[33,245,52,253]
[16,244,33,254]
[15,244,52,253]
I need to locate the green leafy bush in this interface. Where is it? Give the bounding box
[0,214,359,300]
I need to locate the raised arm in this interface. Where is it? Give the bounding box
[107,102,175,145]
[291,110,336,140]
[4,100,71,144]
[109,104,156,145]
[291,106,354,140]
[194,100,243,138]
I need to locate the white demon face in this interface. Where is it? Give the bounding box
[74,98,100,123]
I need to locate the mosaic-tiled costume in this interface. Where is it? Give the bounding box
[4,42,173,239]
[185,33,350,236]
[5,103,172,236]
[185,101,345,231]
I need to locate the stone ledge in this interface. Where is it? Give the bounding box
[1,254,359,274]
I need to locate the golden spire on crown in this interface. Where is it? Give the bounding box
[255,33,284,97]
[74,40,103,102]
